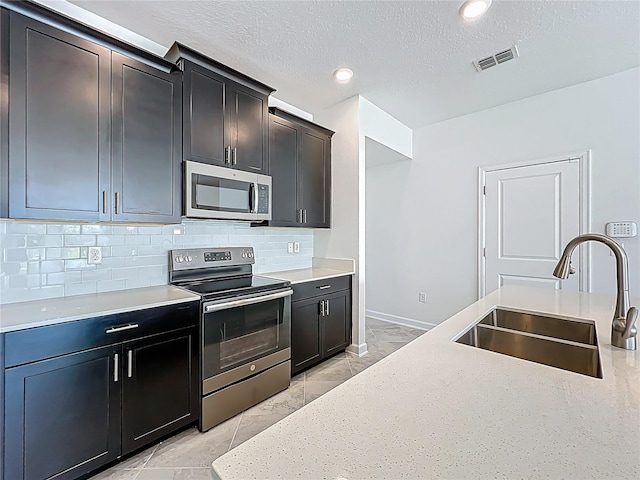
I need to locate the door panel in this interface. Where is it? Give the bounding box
[485,160,581,293]
[184,63,227,165]
[111,53,181,223]
[300,129,330,227]
[268,115,300,225]
[8,13,111,221]
[291,298,322,375]
[4,345,121,480]
[232,85,266,173]
[122,329,198,454]
[322,291,351,357]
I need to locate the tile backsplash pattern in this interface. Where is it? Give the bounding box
[0,220,313,304]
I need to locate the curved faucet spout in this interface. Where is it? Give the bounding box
[553,233,636,350]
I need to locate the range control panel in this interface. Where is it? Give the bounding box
[169,247,255,271]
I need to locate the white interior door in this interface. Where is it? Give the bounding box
[484,159,581,293]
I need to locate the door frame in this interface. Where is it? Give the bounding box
[478,150,592,298]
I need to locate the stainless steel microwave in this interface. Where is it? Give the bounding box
[184,161,272,221]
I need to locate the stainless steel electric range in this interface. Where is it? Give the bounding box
[169,247,292,432]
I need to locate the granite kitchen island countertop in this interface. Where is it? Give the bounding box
[212,285,640,479]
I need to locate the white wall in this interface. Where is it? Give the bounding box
[314,96,366,353]
[366,67,640,327]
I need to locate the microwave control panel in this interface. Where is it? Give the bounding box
[257,184,270,214]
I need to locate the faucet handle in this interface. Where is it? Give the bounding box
[624,306,638,339]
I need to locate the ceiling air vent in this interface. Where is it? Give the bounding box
[473,45,519,72]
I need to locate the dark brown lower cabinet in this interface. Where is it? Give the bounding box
[291,277,352,375]
[4,345,122,480]
[2,301,199,480]
[122,328,198,454]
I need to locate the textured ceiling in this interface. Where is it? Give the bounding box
[69,0,640,128]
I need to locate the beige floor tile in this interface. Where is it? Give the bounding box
[230,413,289,449]
[111,444,157,470]
[305,357,352,382]
[304,380,344,404]
[88,468,141,480]
[144,418,240,468]
[243,381,304,416]
[136,468,213,480]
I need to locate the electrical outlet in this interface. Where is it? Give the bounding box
[287,242,294,254]
[88,247,102,265]
[418,292,427,303]
[294,242,300,253]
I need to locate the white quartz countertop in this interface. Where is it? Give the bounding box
[264,257,355,284]
[0,285,200,333]
[212,285,640,479]
[263,267,354,284]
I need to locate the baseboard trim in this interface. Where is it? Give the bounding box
[346,343,368,357]
[366,310,437,331]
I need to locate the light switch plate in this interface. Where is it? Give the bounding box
[287,242,294,254]
[606,222,637,238]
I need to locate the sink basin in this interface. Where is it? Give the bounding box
[456,308,602,378]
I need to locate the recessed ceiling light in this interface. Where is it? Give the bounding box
[333,68,353,83]
[460,0,492,20]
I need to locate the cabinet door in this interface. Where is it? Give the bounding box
[230,83,268,174]
[121,328,198,454]
[300,127,331,228]
[4,345,121,480]
[111,53,182,223]
[322,290,352,357]
[8,12,111,221]
[291,298,322,375]
[268,114,300,226]
[183,61,229,166]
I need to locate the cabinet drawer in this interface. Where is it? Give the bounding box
[292,275,351,302]
[5,300,199,368]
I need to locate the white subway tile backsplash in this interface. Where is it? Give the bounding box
[0,220,313,304]
[64,235,96,247]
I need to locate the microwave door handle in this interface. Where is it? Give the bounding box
[249,183,256,213]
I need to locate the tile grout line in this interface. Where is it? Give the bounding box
[132,443,160,479]
[228,412,243,452]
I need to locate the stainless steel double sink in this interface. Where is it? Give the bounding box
[455,308,602,378]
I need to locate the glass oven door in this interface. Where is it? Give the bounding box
[202,288,292,385]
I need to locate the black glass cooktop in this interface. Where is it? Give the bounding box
[178,275,289,300]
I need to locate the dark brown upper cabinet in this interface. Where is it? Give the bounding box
[3,5,182,223]
[165,43,274,175]
[264,108,333,228]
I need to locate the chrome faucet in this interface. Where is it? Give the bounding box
[553,233,638,350]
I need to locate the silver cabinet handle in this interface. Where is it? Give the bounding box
[232,147,237,165]
[127,350,133,378]
[102,191,108,214]
[205,289,293,313]
[320,300,325,316]
[115,191,120,214]
[297,209,302,223]
[303,209,307,223]
[114,353,119,382]
[325,299,329,316]
[318,285,331,290]
[105,323,139,334]
[225,146,231,164]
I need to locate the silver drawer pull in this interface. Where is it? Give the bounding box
[105,323,139,334]
[318,285,331,290]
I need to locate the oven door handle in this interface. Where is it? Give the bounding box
[204,289,293,313]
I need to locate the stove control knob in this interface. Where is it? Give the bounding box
[242,252,247,258]
[249,252,254,258]
[175,256,183,263]
[186,256,192,262]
